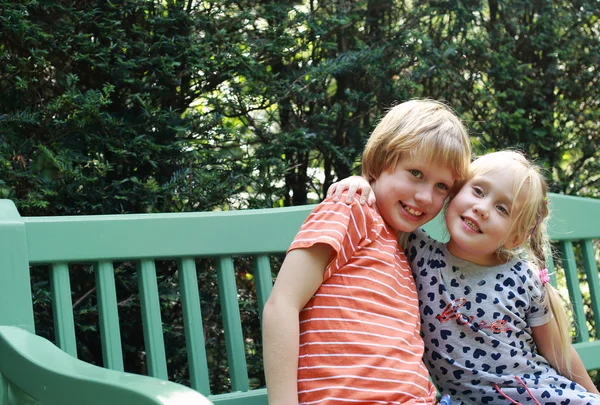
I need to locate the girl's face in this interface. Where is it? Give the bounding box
[445,169,526,266]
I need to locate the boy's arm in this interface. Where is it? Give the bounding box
[262,243,333,405]
[532,320,600,394]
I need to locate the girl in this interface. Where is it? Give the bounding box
[327,151,600,404]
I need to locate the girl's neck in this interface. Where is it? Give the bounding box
[446,238,509,267]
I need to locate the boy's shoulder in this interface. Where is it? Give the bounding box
[304,194,388,242]
[312,193,381,221]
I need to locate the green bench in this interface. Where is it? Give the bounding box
[0,193,599,404]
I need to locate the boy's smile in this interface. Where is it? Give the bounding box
[371,154,455,233]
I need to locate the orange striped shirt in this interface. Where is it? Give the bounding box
[289,195,436,405]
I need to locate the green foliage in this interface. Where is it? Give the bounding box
[0,0,254,215]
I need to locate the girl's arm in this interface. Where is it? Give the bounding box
[531,319,600,394]
[326,176,375,206]
[262,244,332,405]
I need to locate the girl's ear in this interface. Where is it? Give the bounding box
[504,230,526,250]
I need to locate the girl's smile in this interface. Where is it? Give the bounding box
[445,166,526,266]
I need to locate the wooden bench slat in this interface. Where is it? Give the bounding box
[94,261,124,371]
[50,263,77,357]
[178,258,211,396]
[252,255,273,326]
[573,341,600,371]
[22,206,314,263]
[559,241,590,342]
[137,259,168,380]
[548,193,600,240]
[216,256,249,392]
[581,240,600,338]
[547,254,557,288]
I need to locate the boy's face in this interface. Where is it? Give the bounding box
[371,154,455,233]
[445,169,525,266]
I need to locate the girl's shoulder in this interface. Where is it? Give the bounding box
[506,258,546,300]
[406,227,435,245]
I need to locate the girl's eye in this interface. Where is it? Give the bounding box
[472,187,484,196]
[436,183,449,191]
[409,169,422,178]
[496,205,509,215]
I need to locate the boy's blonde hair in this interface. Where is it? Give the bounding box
[361,99,471,185]
[467,150,572,374]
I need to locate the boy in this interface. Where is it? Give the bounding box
[262,100,471,405]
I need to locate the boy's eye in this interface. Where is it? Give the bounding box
[436,183,449,191]
[472,187,484,196]
[409,169,422,178]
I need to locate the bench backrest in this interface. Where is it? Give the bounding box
[0,193,599,403]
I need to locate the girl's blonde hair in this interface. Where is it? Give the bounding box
[361,99,471,186]
[468,151,572,374]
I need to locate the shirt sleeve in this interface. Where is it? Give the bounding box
[523,262,552,327]
[288,192,375,282]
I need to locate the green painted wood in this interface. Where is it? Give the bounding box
[547,254,558,288]
[178,258,211,396]
[137,260,168,380]
[0,326,213,405]
[546,193,600,241]
[22,205,314,263]
[0,200,35,332]
[6,380,41,405]
[559,241,589,343]
[216,257,249,392]
[18,193,600,264]
[94,261,124,371]
[209,388,267,405]
[252,255,273,325]
[573,341,600,371]
[581,240,600,338]
[50,263,77,357]
[0,374,8,405]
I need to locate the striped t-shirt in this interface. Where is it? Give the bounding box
[289,195,436,405]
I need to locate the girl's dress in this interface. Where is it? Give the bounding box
[406,228,600,405]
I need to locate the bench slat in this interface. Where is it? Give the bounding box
[22,206,313,263]
[95,261,124,371]
[573,341,600,371]
[559,241,590,342]
[581,240,600,338]
[547,254,557,288]
[253,255,273,325]
[178,258,211,396]
[137,259,168,380]
[50,263,77,357]
[216,256,249,392]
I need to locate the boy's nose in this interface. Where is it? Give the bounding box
[415,186,433,206]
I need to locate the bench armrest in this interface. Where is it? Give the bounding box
[0,326,212,405]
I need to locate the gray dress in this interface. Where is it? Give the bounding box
[406,228,600,405]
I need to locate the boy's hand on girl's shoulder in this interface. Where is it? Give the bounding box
[326,175,376,206]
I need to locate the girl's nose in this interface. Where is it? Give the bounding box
[473,204,489,219]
